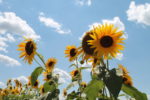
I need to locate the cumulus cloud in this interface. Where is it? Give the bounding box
[39,13,71,34]
[54,68,71,84]
[13,76,28,84]
[0,12,40,40]
[127,1,150,26]
[0,82,6,88]
[79,17,126,40]
[0,54,21,66]
[75,0,92,6]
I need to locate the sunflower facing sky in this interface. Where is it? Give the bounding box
[18,39,37,64]
[45,58,57,72]
[88,23,125,59]
[65,45,79,61]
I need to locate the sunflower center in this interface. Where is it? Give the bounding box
[82,32,95,55]
[70,49,76,57]
[48,62,54,66]
[94,58,97,64]
[25,41,34,55]
[46,74,51,79]
[100,36,113,48]
[74,70,79,76]
[34,81,38,86]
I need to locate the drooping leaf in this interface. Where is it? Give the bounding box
[84,79,104,100]
[79,67,91,70]
[31,67,44,86]
[122,84,148,100]
[104,68,123,99]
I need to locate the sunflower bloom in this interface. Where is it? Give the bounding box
[80,81,87,88]
[43,71,52,81]
[32,80,39,88]
[65,45,79,61]
[70,69,80,78]
[63,88,67,97]
[88,23,125,59]
[40,85,45,94]
[119,64,133,86]
[18,39,37,64]
[80,31,95,61]
[45,58,57,72]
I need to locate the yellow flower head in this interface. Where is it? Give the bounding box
[80,31,95,61]
[81,81,87,88]
[65,45,79,61]
[63,88,67,97]
[70,69,79,78]
[18,39,37,64]
[88,23,125,59]
[118,64,133,86]
[43,71,52,81]
[40,85,45,94]
[45,58,57,72]
[33,80,39,89]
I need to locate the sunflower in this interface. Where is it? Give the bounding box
[119,64,133,86]
[18,39,37,64]
[43,71,52,81]
[63,88,67,97]
[65,45,79,61]
[32,80,39,88]
[27,76,31,86]
[80,31,96,61]
[88,23,125,59]
[40,85,45,94]
[80,81,87,88]
[45,58,57,72]
[70,69,80,78]
[89,57,100,69]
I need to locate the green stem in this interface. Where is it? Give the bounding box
[34,58,42,67]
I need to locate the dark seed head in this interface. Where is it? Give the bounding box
[74,70,79,76]
[82,32,95,55]
[70,48,76,57]
[25,41,34,55]
[100,36,113,48]
[48,62,54,66]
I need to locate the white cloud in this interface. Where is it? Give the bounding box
[127,1,150,26]
[147,94,150,100]
[0,82,6,88]
[0,12,40,52]
[79,17,125,40]
[0,0,3,3]
[39,13,71,34]
[13,76,28,84]
[75,0,92,6]
[54,68,71,84]
[0,54,21,67]
[0,12,40,40]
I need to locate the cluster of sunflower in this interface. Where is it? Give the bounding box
[0,38,60,100]
[64,23,147,100]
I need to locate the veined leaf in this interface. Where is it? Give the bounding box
[104,68,123,99]
[84,79,104,100]
[31,67,44,86]
[122,84,148,100]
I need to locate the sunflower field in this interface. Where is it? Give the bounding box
[0,23,148,100]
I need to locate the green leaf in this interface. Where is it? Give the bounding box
[69,64,77,68]
[43,81,56,93]
[31,67,44,86]
[84,79,104,100]
[104,68,123,99]
[122,84,148,100]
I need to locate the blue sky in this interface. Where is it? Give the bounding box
[0,0,150,97]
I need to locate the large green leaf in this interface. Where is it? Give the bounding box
[104,68,123,99]
[84,79,104,100]
[122,84,148,100]
[31,67,44,86]
[43,81,56,93]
